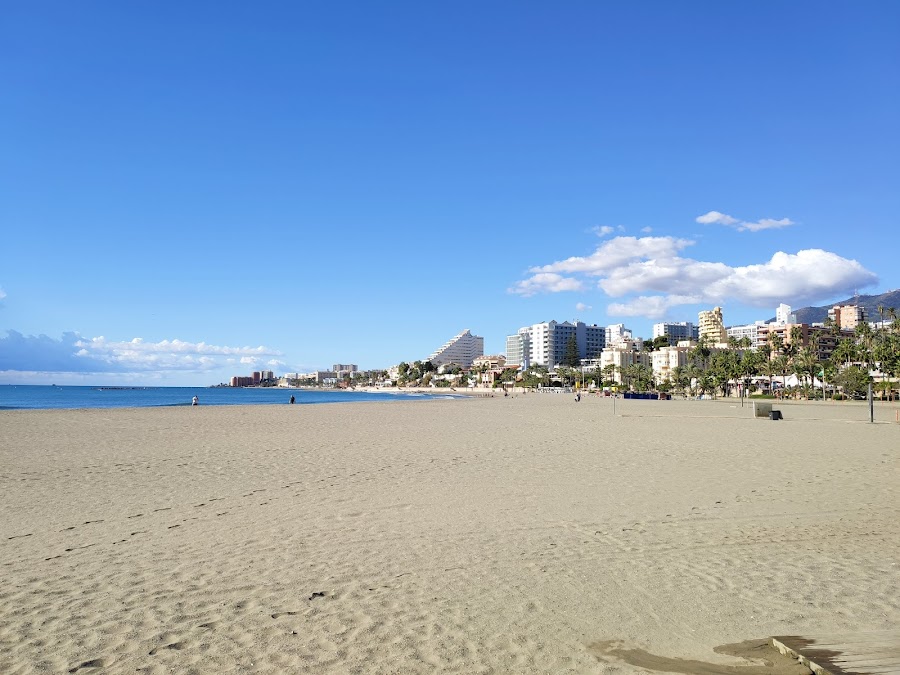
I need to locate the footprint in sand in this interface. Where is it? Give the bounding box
[69,656,114,672]
[149,640,192,655]
[271,611,300,619]
[7,533,32,540]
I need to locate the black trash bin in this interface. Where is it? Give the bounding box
[769,410,783,420]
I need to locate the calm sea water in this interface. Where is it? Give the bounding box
[0,385,459,410]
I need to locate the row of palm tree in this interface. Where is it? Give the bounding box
[511,311,900,400]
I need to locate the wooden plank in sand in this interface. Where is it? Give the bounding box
[772,632,900,675]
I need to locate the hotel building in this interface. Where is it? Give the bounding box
[427,329,484,368]
[652,321,699,343]
[506,320,606,369]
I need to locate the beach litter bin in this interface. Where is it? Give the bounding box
[753,401,773,418]
[768,410,783,421]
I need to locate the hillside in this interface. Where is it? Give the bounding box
[770,289,900,324]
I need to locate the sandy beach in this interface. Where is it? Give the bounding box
[1,395,898,674]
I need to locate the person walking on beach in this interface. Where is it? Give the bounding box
[289,395,295,404]
[192,395,199,406]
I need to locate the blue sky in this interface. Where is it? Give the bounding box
[2,2,898,385]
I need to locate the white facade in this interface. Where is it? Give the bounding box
[599,340,649,384]
[726,322,766,349]
[651,344,692,383]
[506,321,606,368]
[426,329,484,368]
[505,330,531,370]
[775,303,792,325]
[652,322,699,342]
[605,323,632,347]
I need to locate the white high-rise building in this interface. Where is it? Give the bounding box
[505,330,532,370]
[726,322,767,349]
[505,321,605,369]
[652,321,699,343]
[426,329,484,368]
[605,323,633,347]
[775,303,793,325]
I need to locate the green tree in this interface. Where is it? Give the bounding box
[563,336,580,367]
[833,365,871,399]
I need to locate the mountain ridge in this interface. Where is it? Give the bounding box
[768,289,900,325]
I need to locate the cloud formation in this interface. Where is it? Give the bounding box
[592,225,615,236]
[575,302,592,311]
[510,235,878,319]
[0,331,282,375]
[509,273,584,297]
[696,210,795,232]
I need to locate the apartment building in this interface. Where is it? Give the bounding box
[506,320,606,369]
[698,307,729,345]
[598,339,650,385]
[426,329,484,368]
[829,305,867,331]
[651,342,693,383]
[652,321,699,343]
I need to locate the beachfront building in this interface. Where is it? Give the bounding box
[651,342,694,383]
[598,339,649,385]
[332,364,358,379]
[698,307,729,345]
[758,323,845,362]
[426,329,484,368]
[506,320,606,369]
[726,322,767,350]
[652,321,699,344]
[505,330,532,370]
[472,355,506,370]
[829,304,866,331]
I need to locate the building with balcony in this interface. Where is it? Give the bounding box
[426,329,484,368]
[506,320,606,369]
[652,321,699,343]
[829,305,867,331]
[698,307,729,345]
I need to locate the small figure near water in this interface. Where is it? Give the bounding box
[290,395,295,404]
[192,395,199,406]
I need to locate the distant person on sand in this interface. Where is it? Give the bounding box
[290,395,295,404]
[192,395,199,406]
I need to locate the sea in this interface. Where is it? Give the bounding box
[0,385,460,410]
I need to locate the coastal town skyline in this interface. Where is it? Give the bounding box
[2,3,898,386]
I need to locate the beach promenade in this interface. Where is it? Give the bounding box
[1,396,898,673]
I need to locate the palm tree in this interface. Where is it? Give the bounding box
[773,353,791,396]
[796,346,819,400]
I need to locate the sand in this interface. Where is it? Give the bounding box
[1,395,898,674]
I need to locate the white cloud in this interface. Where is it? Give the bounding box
[511,235,878,318]
[240,356,259,365]
[508,273,584,297]
[1,330,283,376]
[0,287,6,300]
[641,226,653,233]
[575,302,592,311]
[697,210,795,233]
[528,236,693,277]
[607,295,702,319]
[696,210,738,225]
[738,217,794,232]
[592,225,615,236]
